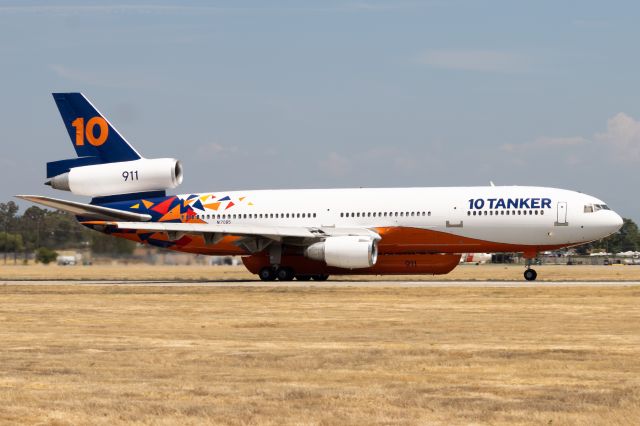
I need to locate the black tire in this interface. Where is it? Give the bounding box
[311,274,329,281]
[258,267,276,281]
[296,275,312,281]
[524,269,537,281]
[276,267,295,281]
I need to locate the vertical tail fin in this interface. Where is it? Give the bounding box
[52,93,142,163]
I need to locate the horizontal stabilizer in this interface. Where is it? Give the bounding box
[15,195,151,222]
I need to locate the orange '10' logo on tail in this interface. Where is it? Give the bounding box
[71,117,109,146]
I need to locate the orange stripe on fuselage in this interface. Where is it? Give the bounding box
[98,225,576,257]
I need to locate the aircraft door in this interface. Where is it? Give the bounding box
[555,201,568,226]
[446,204,464,229]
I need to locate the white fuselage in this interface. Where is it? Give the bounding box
[181,186,622,250]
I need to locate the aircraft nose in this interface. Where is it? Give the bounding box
[611,211,624,231]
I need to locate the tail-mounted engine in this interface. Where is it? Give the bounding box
[46,158,183,198]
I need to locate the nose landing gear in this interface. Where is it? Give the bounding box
[523,254,538,281]
[524,268,537,281]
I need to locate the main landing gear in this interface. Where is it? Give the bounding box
[258,267,329,282]
[259,245,330,282]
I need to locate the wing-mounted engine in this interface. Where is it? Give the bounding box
[46,158,183,198]
[304,236,378,269]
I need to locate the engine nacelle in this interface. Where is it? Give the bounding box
[47,158,183,197]
[304,236,378,269]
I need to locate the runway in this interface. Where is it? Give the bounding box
[2,279,639,424]
[2,279,640,287]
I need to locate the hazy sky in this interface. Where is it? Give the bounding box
[1,1,639,222]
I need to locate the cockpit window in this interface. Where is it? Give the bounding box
[585,204,610,213]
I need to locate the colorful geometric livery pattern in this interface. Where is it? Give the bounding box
[83,193,252,253]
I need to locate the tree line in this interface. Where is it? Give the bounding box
[0,201,135,260]
[1,200,638,259]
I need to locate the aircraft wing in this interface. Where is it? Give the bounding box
[85,221,380,243]
[15,195,152,222]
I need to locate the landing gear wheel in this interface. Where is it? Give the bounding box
[276,267,295,281]
[258,267,276,281]
[524,269,537,281]
[296,275,312,281]
[311,274,329,281]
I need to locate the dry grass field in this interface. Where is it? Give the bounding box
[0,284,639,425]
[0,263,639,282]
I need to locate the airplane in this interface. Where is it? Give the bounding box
[17,93,624,282]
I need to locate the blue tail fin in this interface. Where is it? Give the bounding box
[48,93,142,177]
